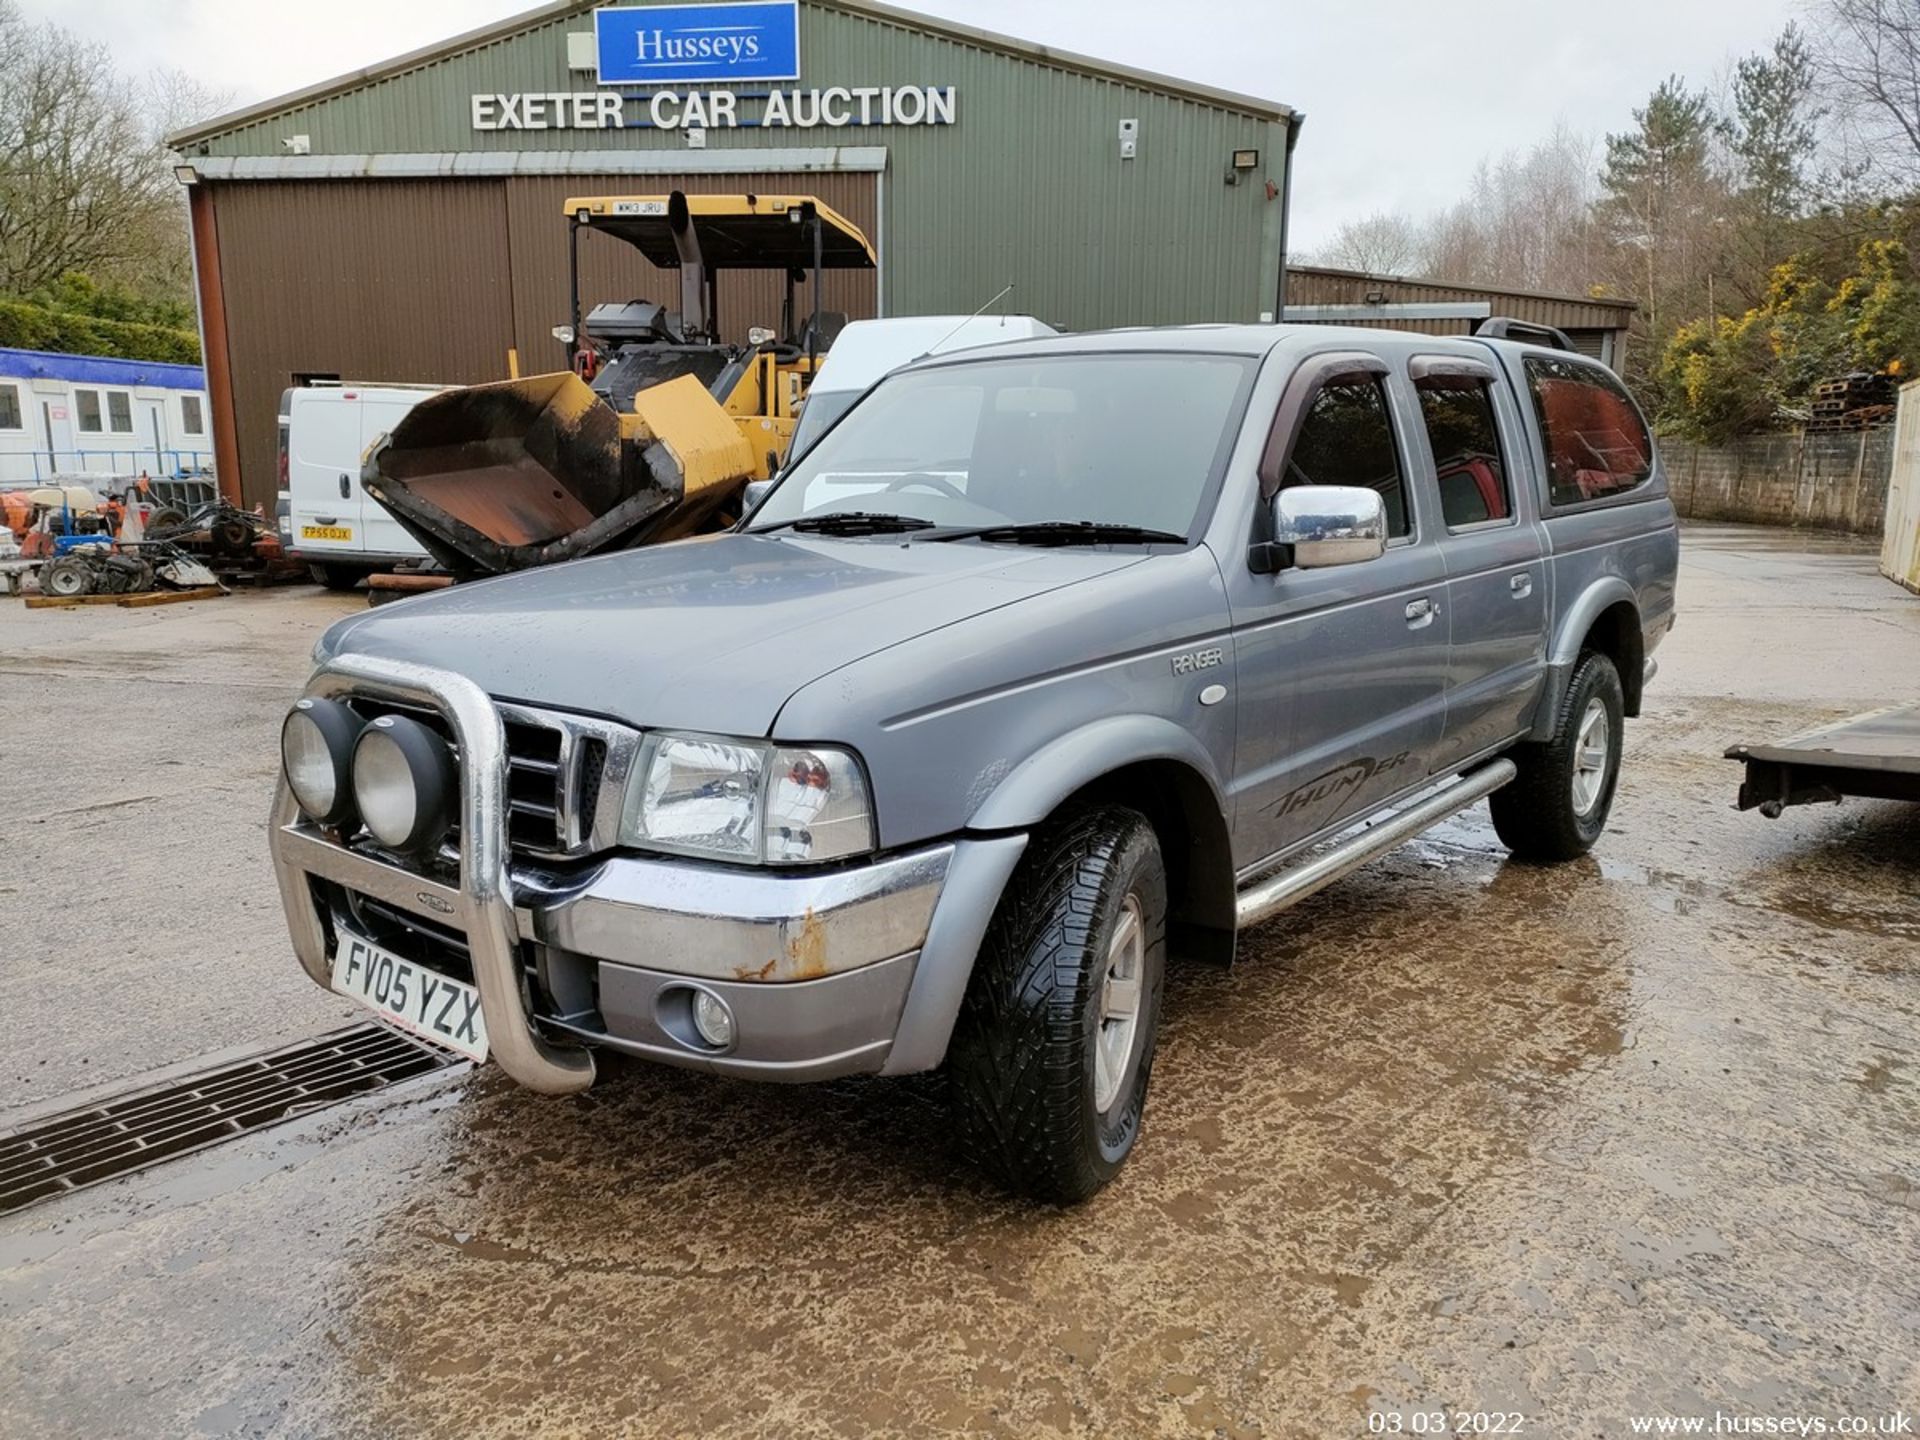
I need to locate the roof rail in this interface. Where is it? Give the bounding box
[1474,317,1574,351]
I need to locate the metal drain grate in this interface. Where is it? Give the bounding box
[0,1023,462,1216]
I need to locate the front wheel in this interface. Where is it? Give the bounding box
[308,563,364,591]
[947,806,1167,1202]
[42,555,92,598]
[1489,650,1625,862]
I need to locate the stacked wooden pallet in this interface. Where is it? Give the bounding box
[1808,372,1896,431]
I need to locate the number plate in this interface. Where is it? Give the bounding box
[331,931,488,1063]
[301,525,352,542]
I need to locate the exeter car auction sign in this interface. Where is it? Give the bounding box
[470,0,958,133]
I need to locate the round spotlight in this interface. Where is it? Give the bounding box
[691,990,735,1049]
[352,714,457,853]
[282,698,363,826]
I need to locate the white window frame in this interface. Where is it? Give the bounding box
[105,389,135,435]
[74,387,105,434]
[180,393,205,437]
[0,381,23,432]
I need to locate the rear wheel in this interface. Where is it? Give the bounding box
[308,563,364,591]
[947,806,1167,1202]
[1490,650,1625,862]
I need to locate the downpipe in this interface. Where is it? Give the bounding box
[1235,759,1517,930]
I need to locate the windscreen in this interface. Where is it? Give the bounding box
[787,389,859,460]
[750,353,1255,537]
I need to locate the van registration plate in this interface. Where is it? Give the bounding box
[301,525,352,542]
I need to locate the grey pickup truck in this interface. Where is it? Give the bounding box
[270,321,1677,1200]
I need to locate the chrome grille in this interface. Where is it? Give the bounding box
[504,717,565,853]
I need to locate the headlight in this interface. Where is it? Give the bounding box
[352,715,457,854]
[281,697,362,826]
[619,732,874,865]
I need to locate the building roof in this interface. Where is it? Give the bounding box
[168,0,1292,149]
[0,347,206,390]
[1289,264,1638,319]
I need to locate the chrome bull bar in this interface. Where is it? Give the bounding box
[268,654,596,1095]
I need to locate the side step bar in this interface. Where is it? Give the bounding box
[1235,759,1517,930]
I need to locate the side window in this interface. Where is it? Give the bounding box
[1281,377,1410,538]
[75,388,103,433]
[181,395,205,436]
[107,391,134,433]
[1525,356,1653,507]
[1415,377,1512,528]
[0,382,21,431]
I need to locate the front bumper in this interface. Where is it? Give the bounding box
[269,655,1027,1089]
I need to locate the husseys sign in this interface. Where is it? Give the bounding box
[469,1,958,132]
[595,0,799,85]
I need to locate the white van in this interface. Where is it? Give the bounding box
[278,383,440,588]
[787,314,1057,460]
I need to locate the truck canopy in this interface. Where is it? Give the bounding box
[563,193,876,271]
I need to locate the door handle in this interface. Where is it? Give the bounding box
[1405,596,1437,629]
[339,474,351,499]
[314,515,338,526]
[1509,573,1533,599]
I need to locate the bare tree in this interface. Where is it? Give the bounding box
[1312,212,1425,274]
[1426,126,1602,294]
[1812,0,1920,184]
[0,2,214,301]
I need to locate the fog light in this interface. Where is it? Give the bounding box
[352,714,457,853]
[282,697,362,826]
[691,990,734,1049]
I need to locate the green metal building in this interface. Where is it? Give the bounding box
[168,0,1296,506]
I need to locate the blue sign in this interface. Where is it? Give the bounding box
[595,2,800,85]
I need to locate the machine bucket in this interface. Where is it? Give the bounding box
[362,371,753,578]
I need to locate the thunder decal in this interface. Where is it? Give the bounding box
[1270,752,1414,821]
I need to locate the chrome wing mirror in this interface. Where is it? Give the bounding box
[1267,485,1387,569]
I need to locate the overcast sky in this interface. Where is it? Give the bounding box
[27,0,1804,250]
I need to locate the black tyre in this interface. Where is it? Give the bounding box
[1489,650,1625,862]
[947,806,1167,1202]
[42,555,92,598]
[147,507,188,534]
[308,563,364,591]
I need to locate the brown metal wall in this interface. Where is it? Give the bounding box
[212,181,518,509]
[505,173,878,377]
[1285,266,1635,335]
[210,174,877,507]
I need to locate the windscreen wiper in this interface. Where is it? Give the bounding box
[755,511,936,536]
[928,519,1187,546]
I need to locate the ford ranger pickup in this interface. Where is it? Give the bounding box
[269,321,1678,1200]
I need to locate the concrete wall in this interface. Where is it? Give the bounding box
[1664,430,1894,535]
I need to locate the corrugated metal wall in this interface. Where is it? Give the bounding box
[211,181,518,506]
[211,173,876,503]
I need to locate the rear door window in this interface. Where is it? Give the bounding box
[1415,376,1512,528]
[1524,356,1653,507]
[1281,377,1411,538]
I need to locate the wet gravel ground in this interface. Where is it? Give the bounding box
[1,526,1917,1439]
